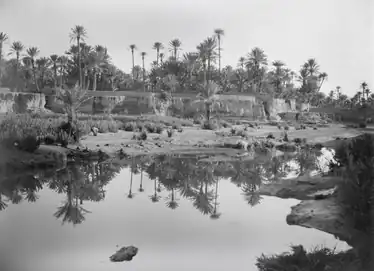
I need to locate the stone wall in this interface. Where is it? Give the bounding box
[0,89,46,113]
[0,89,308,119]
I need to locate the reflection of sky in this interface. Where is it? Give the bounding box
[0,166,349,271]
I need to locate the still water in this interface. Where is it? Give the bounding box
[0,150,348,271]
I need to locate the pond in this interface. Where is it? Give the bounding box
[0,149,349,271]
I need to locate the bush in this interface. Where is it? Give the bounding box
[256,245,359,271]
[172,122,181,130]
[201,121,218,130]
[219,120,231,128]
[17,135,41,153]
[133,131,148,141]
[123,122,138,132]
[284,126,290,131]
[266,133,275,139]
[167,128,174,138]
[358,122,366,128]
[334,133,373,233]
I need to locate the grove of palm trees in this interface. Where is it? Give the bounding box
[0,26,371,110]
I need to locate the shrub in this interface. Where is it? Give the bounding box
[18,135,40,153]
[201,121,218,130]
[139,131,147,140]
[277,124,282,130]
[256,245,359,271]
[283,132,289,142]
[334,133,373,233]
[266,133,275,139]
[123,122,137,132]
[284,126,290,131]
[193,118,203,125]
[358,122,366,128]
[155,124,164,134]
[167,129,174,138]
[172,122,181,130]
[219,120,231,128]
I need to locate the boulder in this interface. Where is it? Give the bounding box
[110,246,138,262]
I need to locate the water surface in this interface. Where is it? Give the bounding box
[0,150,349,271]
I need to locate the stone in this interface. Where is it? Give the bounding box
[110,245,138,262]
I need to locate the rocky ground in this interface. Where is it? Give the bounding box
[78,123,362,157]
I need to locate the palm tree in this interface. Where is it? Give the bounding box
[361,82,368,99]
[159,53,165,64]
[238,57,245,69]
[8,41,24,90]
[36,57,49,89]
[0,32,9,86]
[25,47,40,92]
[214,28,224,75]
[169,39,182,60]
[152,42,164,66]
[335,86,341,100]
[57,55,69,86]
[88,47,107,91]
[129,44,137,79]
[245,47,268,91]
[69,25,87,87]
[303,58,320,77]
[49,54,59,88]
[141,51,147,88]
[202,37,217,81]
[196,81,221,121]
[56,83,92,125]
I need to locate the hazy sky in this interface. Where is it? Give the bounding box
[0,0,372,96]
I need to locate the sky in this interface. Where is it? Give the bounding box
[0,0,373,96]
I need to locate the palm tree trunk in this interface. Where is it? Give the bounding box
[142,57,145,91]
[15,54,19,91]
[93,71,97,91]
[174,48,177,60]
[77,37,82,87]
[53,66,57,89]
[207,57,211,82]
[60,66,64,87]
[31,61,40,93]
[67,106,77,124]
[317,78,325,92]
[0,43,2,87]
[156,49,159,66]
[206,103,211,121]
[131,50,135,80]
[218,37,221,75]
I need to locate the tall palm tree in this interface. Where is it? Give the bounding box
[25,47,40,92]
[49,54,59,88]
[159,53,165,64]
[152,42,164,66]
[202,37,217,81]
[245,47,268,91]
[238,57,245,69]
[165,188,179,209]
[69,25,87,87]
[303,58,320,77]
[335,86,341,100]
[35,57,49,89]
[57,55,69,86]
[141,51,147,88]
[361,82,368,99]
[129,44,137,80]
[169,39,182,60]
[8,41,24,90]
[214,28,224,75]
[0,32,9,86]
[88,46,107,91]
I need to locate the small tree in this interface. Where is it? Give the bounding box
[196,81,221,121]
[56,83,93,124]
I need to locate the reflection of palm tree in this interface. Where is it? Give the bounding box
[149,178,161,203]
[193,184,214,215]
[210,179,221,220]
[128,157,135,199]
[242,183,263,207]
[139,170,144,192]
[25,190,39,202]
[165,188,179,209]
[157,180,162,192]
[0,194,8,210]
[11,191,23,204]
[54,181,91,225]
